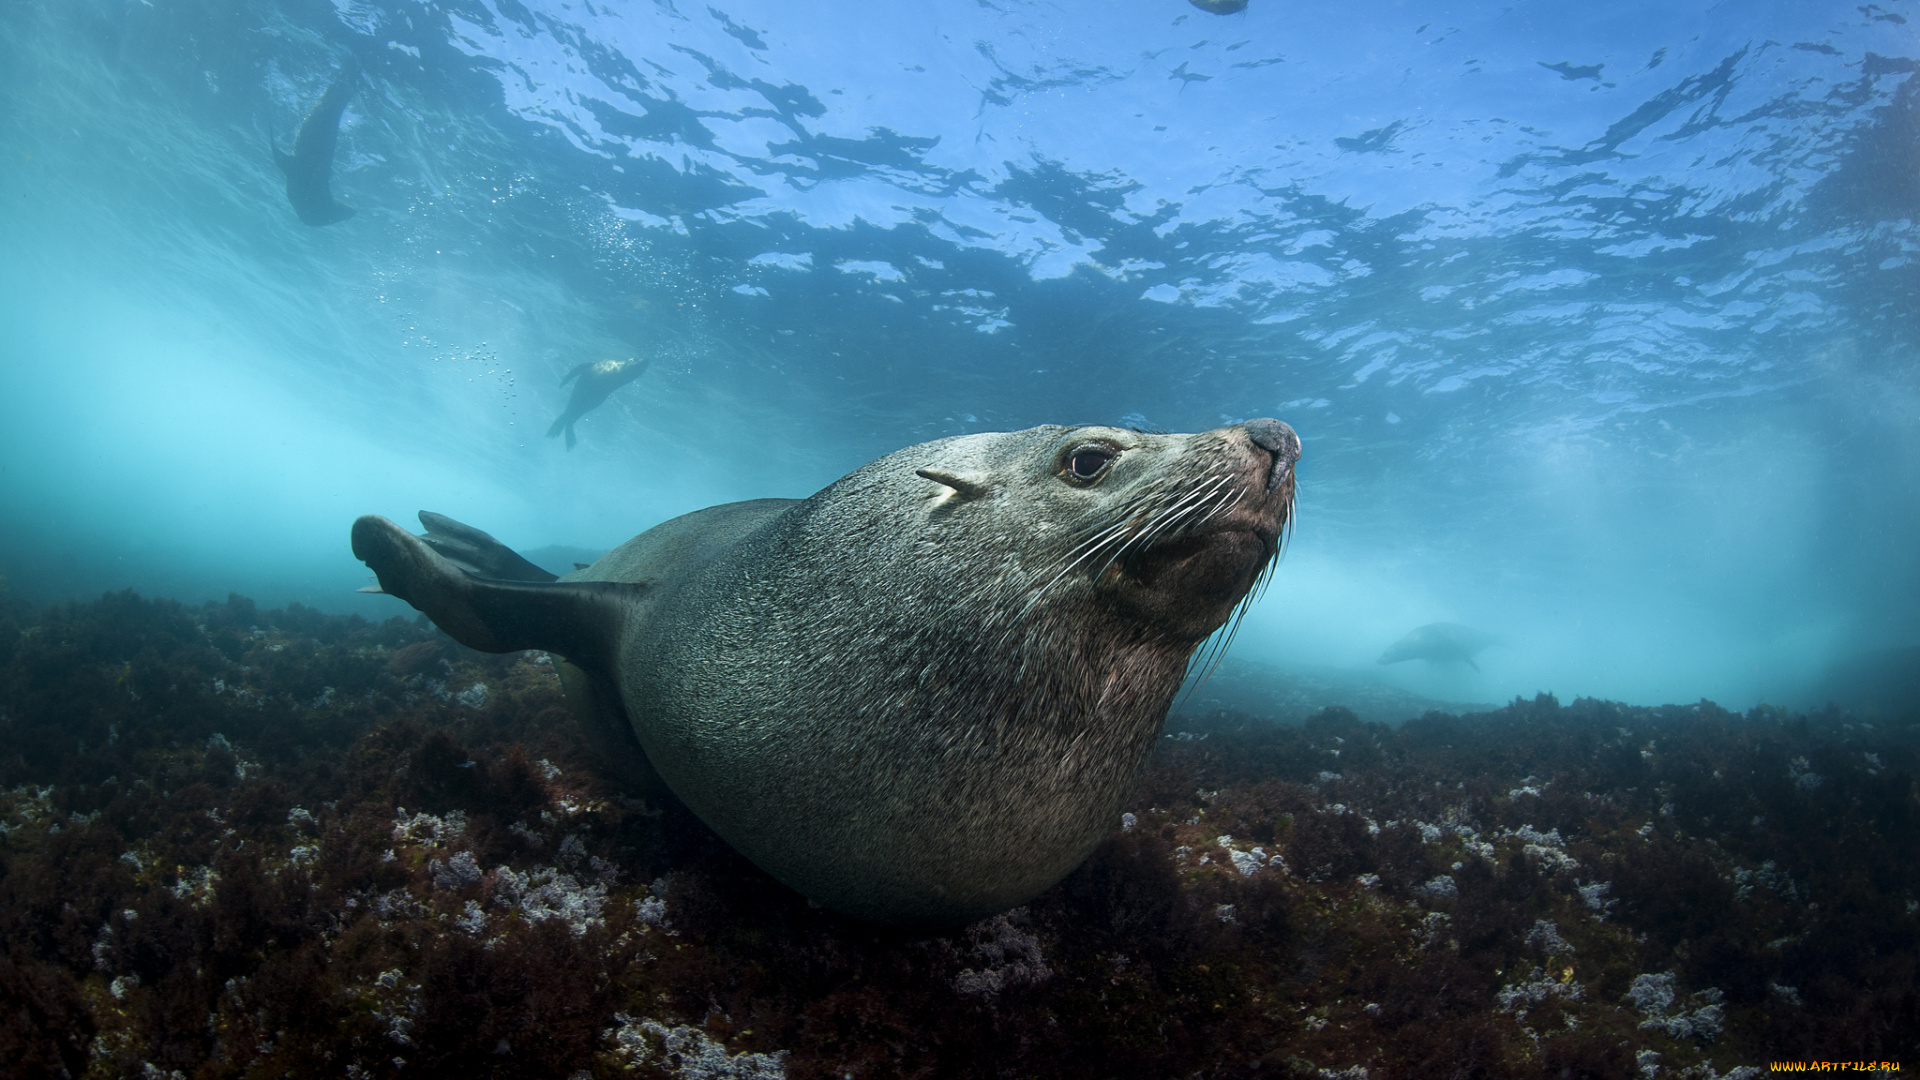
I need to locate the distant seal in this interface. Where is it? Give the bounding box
[1378,622,1500,671]
[275,61,358,227]
[351,418,1299,927]
[547,357,649,449]
[1189,0,1249,13]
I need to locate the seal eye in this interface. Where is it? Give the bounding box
[1066,447,1114,481]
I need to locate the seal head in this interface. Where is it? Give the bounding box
[352,419,1298,926]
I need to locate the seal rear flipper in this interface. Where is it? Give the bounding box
[416,510,559,582]
[351,514,641,664]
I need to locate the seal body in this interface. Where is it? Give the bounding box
[547,357,649,449]
[275,62,357,227]
[352,419,1299,926]
[1378,622,1500,670]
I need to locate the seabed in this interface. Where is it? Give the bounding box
[1,589,1914,1079]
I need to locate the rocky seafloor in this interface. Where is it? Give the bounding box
[0,588,1914,1080]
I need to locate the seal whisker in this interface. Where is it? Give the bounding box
[1255,549,1280,600]
[1102,481,1220,578]
[1114,471,1230,556]
[1055,504,1155,572]
[1176,489,1282,705]
[1209,598,1257,676]
[1170,470,1235,526]
[1050,516,1143,580]
[1008,472,1223,640]
[1193,486,1244,531]
[1003,516,1140,636]
[1139,471,1236,544]
[1031,461,1255,635]
[1128,496,1214,561]
[1180,579,1263,703]
[1062,514,1145,561]
[1114,487,1205,555]
[1057,476,1198,569]
[1067,480,1170,540]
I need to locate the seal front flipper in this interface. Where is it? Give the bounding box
[350,514,641,665]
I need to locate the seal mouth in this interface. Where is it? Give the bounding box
[1059,454,1292,582]
[1116,526,1269,599]
[1171,461,1294,562]
[1079,478,1291,633]
[1097,422,1296,639]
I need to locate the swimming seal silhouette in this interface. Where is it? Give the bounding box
[274,61,358,227]
[1378,622,1500,671]
[351,418,1300,927]
[547,357,649,449]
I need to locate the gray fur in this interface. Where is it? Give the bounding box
[351,420,1298,926]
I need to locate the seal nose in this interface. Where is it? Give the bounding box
[1239,418,1300,496]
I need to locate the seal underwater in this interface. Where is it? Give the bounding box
[351,418,1299,927]
[275,61,358,227]
[547,357,649,449]
[1378,621,1501,671]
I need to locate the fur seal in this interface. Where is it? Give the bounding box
[275,61,358,227]
[1378,622,1500,671]
[548,357,649,449]
[351,418,1299,926]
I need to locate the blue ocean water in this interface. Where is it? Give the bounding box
[0,0,1913,710]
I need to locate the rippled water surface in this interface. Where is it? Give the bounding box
[1,0,1914,707]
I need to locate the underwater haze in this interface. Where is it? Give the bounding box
[1,0,1915,712]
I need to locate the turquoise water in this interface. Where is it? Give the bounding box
[0,0,1913,710]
